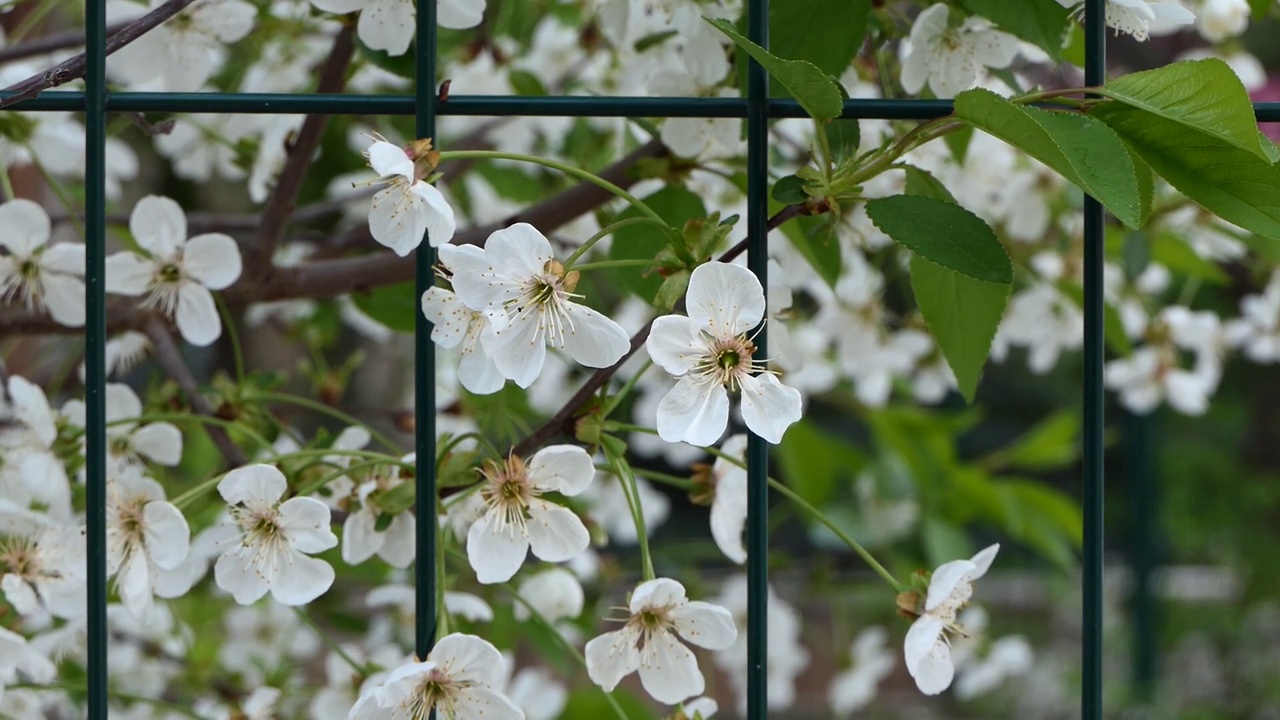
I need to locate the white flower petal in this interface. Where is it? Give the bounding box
[467,511,530,584]
[143,501,190,570]
[431,632,507,687]
[585,626,641,691]
[8,375,56,447]
[175,282,222,346]
[904,614,945,677]
[131,422,183,465]
[685,262,765,337]
[411,182,457,247]
[270,550,335,605]
[0,199,50,256]
[646,315,705,375]
[656,375,729,446]
[561,302,631,368]
[924,559,976,612]
[214,550,271,604]
[183,233,242,290]
[527,444,595,496]
[738,373,803,444]
[485,222,554,278]
[525,500,590,563]
[378,512,415,568]
[630,577,687,613]
[104,252,154,296]
[638,628,704,704]
[218,464,287,505]
[40,273,86,327]
[130,195,187,259]
[967,543,1000,581]
[367,140,413,179]
[40,243,85,276]
[420,286,470,348]
[357,0,416,55]
[279,496,339,553]
[671,601,737,650]
[343,511,382,565]
[486,312,547,388]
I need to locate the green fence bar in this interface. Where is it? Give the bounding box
[414,0,440,666]
[745,0,770,716]
[82,0,109,716]
[1082,0,1107,717]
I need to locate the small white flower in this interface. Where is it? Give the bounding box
[1225,271,1280,362]
[0,627,57,700]
[900,4,1019,98]
[441,223,631,388]
[0,523,87,620]
[213,464,338,605]
[646,262,803,446]
[0,199,85,327]
[363,137,456,256]
[421,284,504,395]
[1059,0,1196,40]
[466,446,594,584]
[955,634,1034,700]
[341,461,416,569]
[904,544,1000,695]
[348,633,522,720]
[828,626,896,716]
[503,653,568,720]
[105,196,242,347]
[106,470,192,620]
[1197,0,1249,41]
[712,575,810,714]
[0,376,73,521]
[585,577,737,705]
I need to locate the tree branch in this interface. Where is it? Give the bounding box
[0,22,130,65]
[249,23,356,275]
[144,318,249,467]
[0,0,198,110]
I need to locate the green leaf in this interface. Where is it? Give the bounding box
[771,174,809,205]
[606,186,704,300]
[1092,103,1280,241]
[770,0,869,77]
[351,281,416,333]
[954,0,1071,59]
[782,214,841,287]
[705,17,844,121]
[991,411,1081,471]
[865,194,1013,283]
[954,89,1145,228]
[776,419,866,507]
[507,69,547,96]
[944,124,974,164]
[1099,59,1268,160]
[1261,130,1280,164]
[901,165,957,204]
[825,118,861,163]
[910,255,1011,402]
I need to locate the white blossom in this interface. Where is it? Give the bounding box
[503,653,567,720]
[0,376,73,521]
[347,633,521,720]
[707,435,747,565]
[108,0,257,91]
[105,196,242,347]
[1197,0,1249,41]
[311,0,486,56]
[466,446,594,584]
[585,577,737,705]
[341,457,416,569]
[0,523,86,620]
[712,575,809,714]
[212,464,338,605]
[420,285,504,395]
[0,200,85,327]
[63,383,182,478]
[0,627,57,702]
[904,544,999,695]
[363,137,456,256]
[1225,271,1280,362]
[514,567,584,623]
[900,4,1018,98]
[441,223,630,389]
[646,262,802,446]
[106,470,192,620]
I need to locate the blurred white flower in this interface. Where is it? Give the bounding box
[900,4,1018,98]
[829,626,896,716]
[106,470,191,621]
[309,0,485,56]
[348,633,520,720]
[713,575,810,714]
[108,0,257,90]
[363,137,456,256]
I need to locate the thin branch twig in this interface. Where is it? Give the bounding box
[144,318,250,467]
[249,23,356,273]
[0,0,198,110]
[0,22,130,65]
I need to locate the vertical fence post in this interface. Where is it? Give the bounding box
[1082,0,1107,717]
[83,0,110,716]
[414,0,439,663]
[745,0,771,717]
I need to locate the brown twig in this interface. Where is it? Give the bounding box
[0,22,130,65]
[249,23,357,274]
[144,317,249,467]
[510,205,805,456]
[0,0,198,110]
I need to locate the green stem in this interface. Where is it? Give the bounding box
[293,606,368,675]
[563,216,669,269]
[171,472,228,510]
[436,150,663,223]
[700,445,908,593]
[250,391,401,451]
[629,467,696,491]
[601,359,652,418]
[565,259,661,272]
[436,522,451,638]
[0,163,13,201]
[215,294,246,382]
[607,451,655,581]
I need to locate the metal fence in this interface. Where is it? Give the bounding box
[7,0,1280,717]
